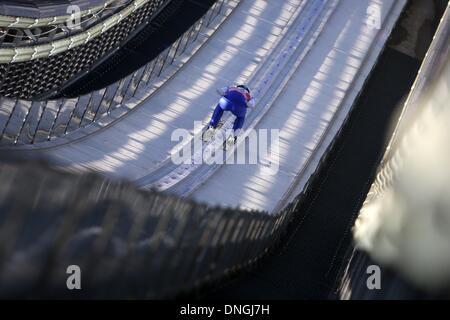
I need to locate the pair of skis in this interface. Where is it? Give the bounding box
[201,121,236,151]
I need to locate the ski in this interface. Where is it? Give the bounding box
[202,120,225,142]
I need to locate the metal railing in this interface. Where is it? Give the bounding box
[0,0,228,147]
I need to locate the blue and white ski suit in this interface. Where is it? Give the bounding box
[209,86,255,133]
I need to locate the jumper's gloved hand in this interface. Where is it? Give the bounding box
[246,97,255,108]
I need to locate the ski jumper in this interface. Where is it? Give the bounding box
[209,87,254,132]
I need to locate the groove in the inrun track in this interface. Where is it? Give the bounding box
[137,0,327,191]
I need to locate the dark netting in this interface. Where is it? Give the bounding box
[0,0,166,100]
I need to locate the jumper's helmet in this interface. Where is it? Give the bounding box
[237,84,251,94]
